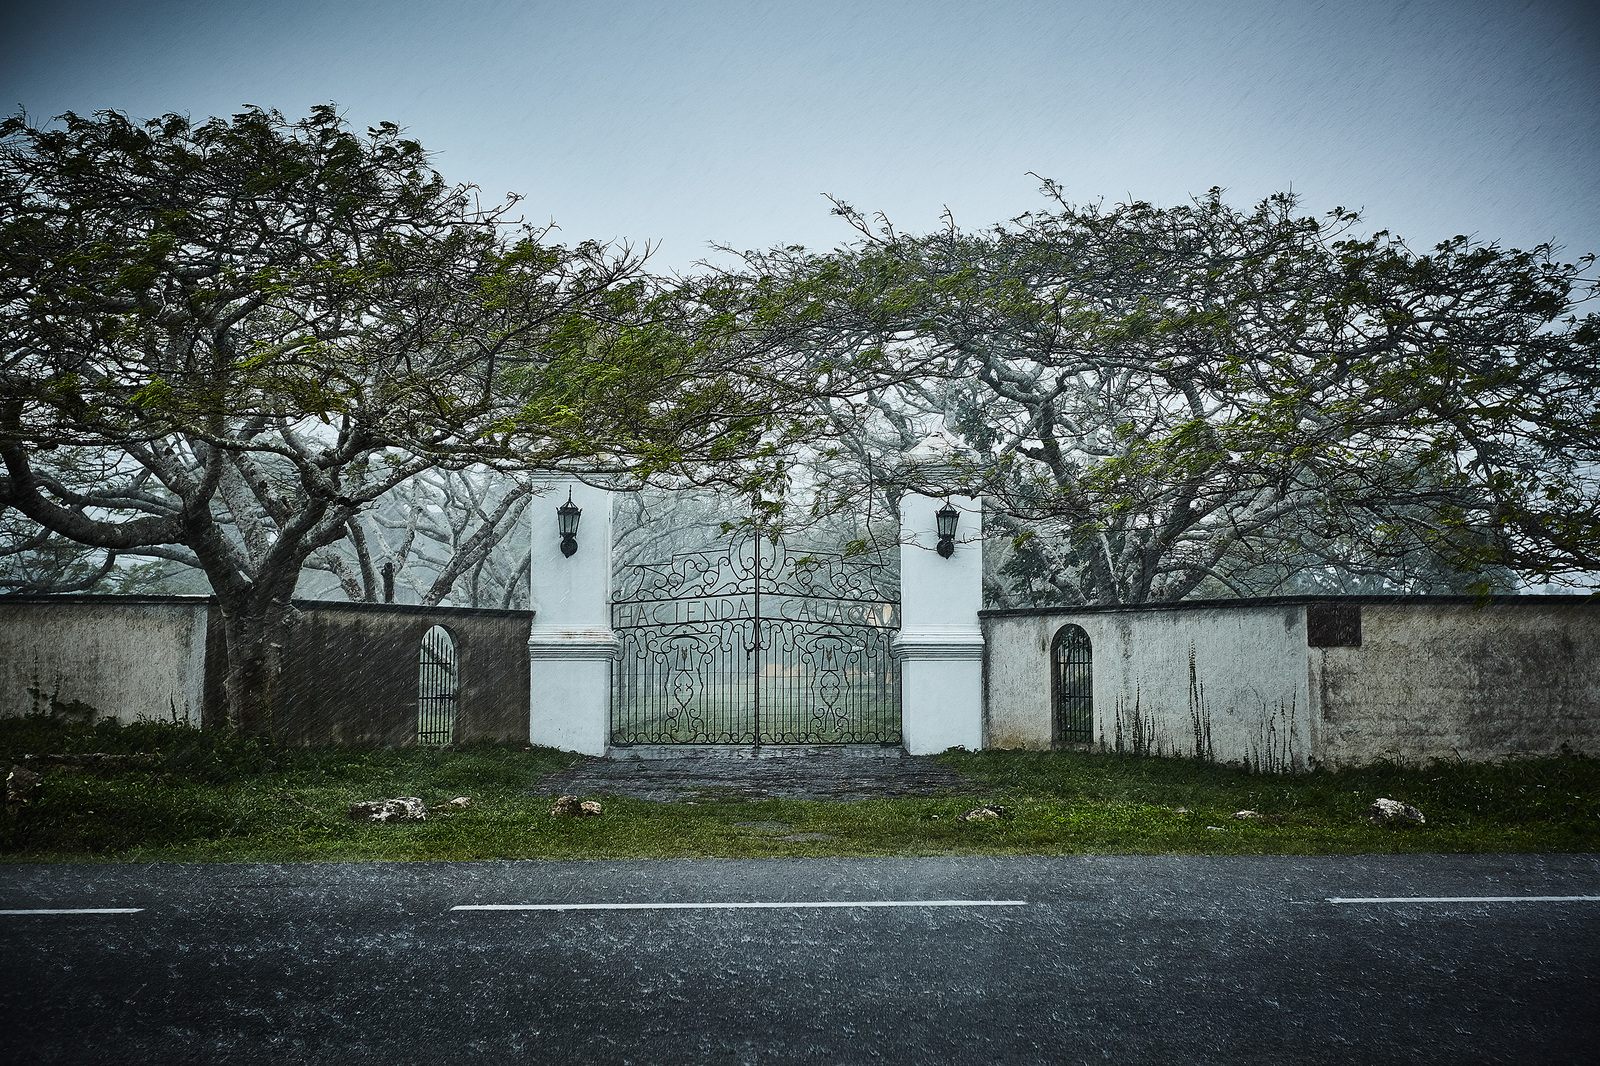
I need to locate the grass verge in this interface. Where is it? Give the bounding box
[3,715,1596,861]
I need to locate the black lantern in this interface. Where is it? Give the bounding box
[935,502,959,558]
[556,489,582,557]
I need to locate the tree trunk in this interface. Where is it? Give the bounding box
[214,590,295,736]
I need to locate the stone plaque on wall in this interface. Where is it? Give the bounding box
[1306,603,1361,647]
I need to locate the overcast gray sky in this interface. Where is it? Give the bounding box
[3,0,1596,272]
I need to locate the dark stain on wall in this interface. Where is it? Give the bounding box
[193,600,530,745]
[1307,603,1361,647]
[1188,646,1214,762]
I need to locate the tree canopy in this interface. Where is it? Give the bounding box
[746,184,1599,603]
[0,105,838,729]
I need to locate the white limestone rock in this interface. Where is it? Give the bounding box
[1364,797,1426,826]
[348,797,428,823]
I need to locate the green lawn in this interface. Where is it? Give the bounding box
[3,715,1596,862]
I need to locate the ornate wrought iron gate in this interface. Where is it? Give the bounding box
[611,534,900,745]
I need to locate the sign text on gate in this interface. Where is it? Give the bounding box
[613,594,898,629]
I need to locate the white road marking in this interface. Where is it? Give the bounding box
[453,899,1028,912]
[1327,896,1600,905]
[0,908,145,915]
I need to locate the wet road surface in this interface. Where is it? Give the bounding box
[2,854,1596,1064]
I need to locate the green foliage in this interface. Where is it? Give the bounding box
[788,185,1599,602]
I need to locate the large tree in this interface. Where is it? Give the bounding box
[753,186,1598,603]
[0,105,927,731]
[0,105,733,731]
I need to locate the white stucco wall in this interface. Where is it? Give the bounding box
[984,603,1314,771]
[0,597,210,726]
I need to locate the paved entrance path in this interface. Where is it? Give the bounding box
[535,749,976,802]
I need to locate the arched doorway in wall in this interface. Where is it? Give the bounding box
[418,625,458,746]
[1051,624,1093,746]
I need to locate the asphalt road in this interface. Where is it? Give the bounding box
[2,854,1596,1065]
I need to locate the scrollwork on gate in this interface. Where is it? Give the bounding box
[612,534,897,610]
[610,533,900,746]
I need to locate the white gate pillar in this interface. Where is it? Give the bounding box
[528,480,615,756]
[896,493,984,753]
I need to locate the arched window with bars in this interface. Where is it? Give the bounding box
[418,625,458,746]
[1051,624,1093,746]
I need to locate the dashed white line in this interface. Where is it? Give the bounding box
[1327,896,1600,905]
[452,900,1028,912]
[0,908,145,915]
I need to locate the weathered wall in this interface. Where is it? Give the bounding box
[984,602,1313,770]
[1313,599,1600,765]
[12,593,1593,761]
[278,602,533,747]
[0,596,532,747]
[984,596,1600,769]
[0,596,210,726]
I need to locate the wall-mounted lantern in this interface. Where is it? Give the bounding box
[556,489,582,557]
[935,502,959,558]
